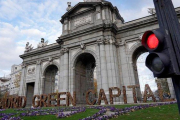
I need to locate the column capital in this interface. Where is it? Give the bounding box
[41,76,45,79]
[104,38,116,45]
[115,41,125,47]
[21,63,27,68]
[104,38,110,44]
[36,60,42,65]
[97,38,104,45]
[109,39,116,45]
[61,47,69,54]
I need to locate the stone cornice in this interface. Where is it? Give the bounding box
[22,55,61,66]
[113,6,124,23]
[20,43,61,59]
[57,23,118,44]
[68,8,95,19]
[118,17,158,33]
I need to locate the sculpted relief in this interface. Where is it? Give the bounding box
[74,14,92,27]
[26,65,36,82]
[27,66,36,75]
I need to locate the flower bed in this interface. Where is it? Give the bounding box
[56,107,86,118]
[80,101,177,120]
[0,101,177,120]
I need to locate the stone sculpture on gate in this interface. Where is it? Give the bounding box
[24,42,33,53]
[37,38,48,48]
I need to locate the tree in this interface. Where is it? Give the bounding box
[155,78,170,97]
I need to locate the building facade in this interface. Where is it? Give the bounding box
[0,65,22,96]
[19,0,180,105]
[0,77,10,95]
[9,64,22,95]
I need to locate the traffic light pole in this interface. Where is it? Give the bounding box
[172,76,180,114]
[153,0,180,114]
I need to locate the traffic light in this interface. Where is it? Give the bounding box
[142,28,174,78]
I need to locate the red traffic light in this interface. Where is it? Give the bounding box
[142,28,173,77]
[147,34,159,49]
[142,30,164,52]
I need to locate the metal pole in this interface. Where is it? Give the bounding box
[172,76,180,114]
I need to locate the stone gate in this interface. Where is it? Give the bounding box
[19,0,180,105]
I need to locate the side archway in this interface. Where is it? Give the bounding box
[42,61,60,76]
[129,42,147,101]
[129,42,171,101]
[42,63,59,94]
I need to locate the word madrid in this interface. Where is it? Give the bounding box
[0,84,173,109]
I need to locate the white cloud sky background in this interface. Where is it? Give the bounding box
[0,0,180,91]
[137,53,158,92]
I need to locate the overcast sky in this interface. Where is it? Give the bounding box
[0,0,180,77]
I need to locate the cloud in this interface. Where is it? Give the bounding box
[0,0,66,76]
[0,0,25,20]
[21,29,46,38]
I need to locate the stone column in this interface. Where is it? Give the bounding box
[118,43,134,103]
[104,39,113,88]
[104,38,120,87]
[108,38,121,103]
[113,43,121,88]
[109,39,118,87]
[59,53,64,92]
[40,76,45,94]
[57,71,60,91]
[34,60,41,95]
[19,64,27,96]
[62,47,69,92]
[97,38,109,92]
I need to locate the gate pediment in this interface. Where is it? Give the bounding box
[61,2,99,23]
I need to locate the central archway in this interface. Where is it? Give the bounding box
[74,53,97,104]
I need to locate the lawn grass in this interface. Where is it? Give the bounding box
[22,115,56,120]
[112,104,180,120]
[0,104,179,120]
[22,109,99,120]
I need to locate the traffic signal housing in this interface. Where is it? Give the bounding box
[142,28,175,78]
